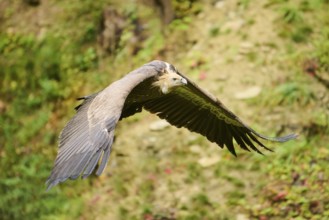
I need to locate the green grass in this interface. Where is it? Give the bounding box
[249,137,329,219]
[0,0,197,219]
[1,0,328,219]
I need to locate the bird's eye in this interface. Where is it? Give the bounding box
[172,78,178,81]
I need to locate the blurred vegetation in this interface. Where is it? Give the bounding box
[0,9,97,220]
[0,0,328,219]
[0,0,199,219]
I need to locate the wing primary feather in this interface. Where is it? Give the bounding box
[165,106,190,123]
[56,137,90,165]
[197,116,209,134]
[185,115,204,132]
[68,152,92,180]
[145,99,175,116]
[149,95,173,107]
[247,132,273,152]
[96,143,112,176]
[51,141,88,174]
[153,97,182,113]
[218,120,227,146]
[213,119,225,147]
[223,124,237,156]
[145,94,211,130]
[185,116,202,132]
[60,153,89,180]
[95,134,114,176]
[159,104,197,127]
[230,127,251,152]
[82,149,103,179]
[149,100,176,117]
[157,101,181,117]
[209,116,224,144]
[148,99,171,112]
[234,128,265,154]
[48,152,89,187]
[59,119,89,149]
[205,115,217,143]
[172,107,199,127]
[184,115,199,127]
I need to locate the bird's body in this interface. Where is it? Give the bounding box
[47,60,297,190]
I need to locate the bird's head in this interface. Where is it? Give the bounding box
[153,62,188,94]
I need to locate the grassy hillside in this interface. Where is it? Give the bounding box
[0,0,328,219]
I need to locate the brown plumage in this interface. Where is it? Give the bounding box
[46,60,297,190]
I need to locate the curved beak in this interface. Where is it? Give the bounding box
[181,78,188,85]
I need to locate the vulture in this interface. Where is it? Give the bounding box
[46,60,297,190]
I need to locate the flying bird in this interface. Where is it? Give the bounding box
[47,60,297,189]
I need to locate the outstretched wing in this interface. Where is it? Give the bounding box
[143,72,297,156]
[46,61,165,190]
[46,95,118,190]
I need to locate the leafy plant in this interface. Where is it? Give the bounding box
[314,28,329,71]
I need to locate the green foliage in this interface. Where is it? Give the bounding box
[314,27,329,71]
[280,4,303,24]
[173,0,202,19]
[169,17,192,31]
[273,0,328,43]
[1,0,328,219]
[265,81,316,106]
[0,30,94,219]
[169,0,202,31]
[0,2,101,218]
[249,139,329,219]
[0,0,180,218]
[209,26,220,37]
[238,0,251,9]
